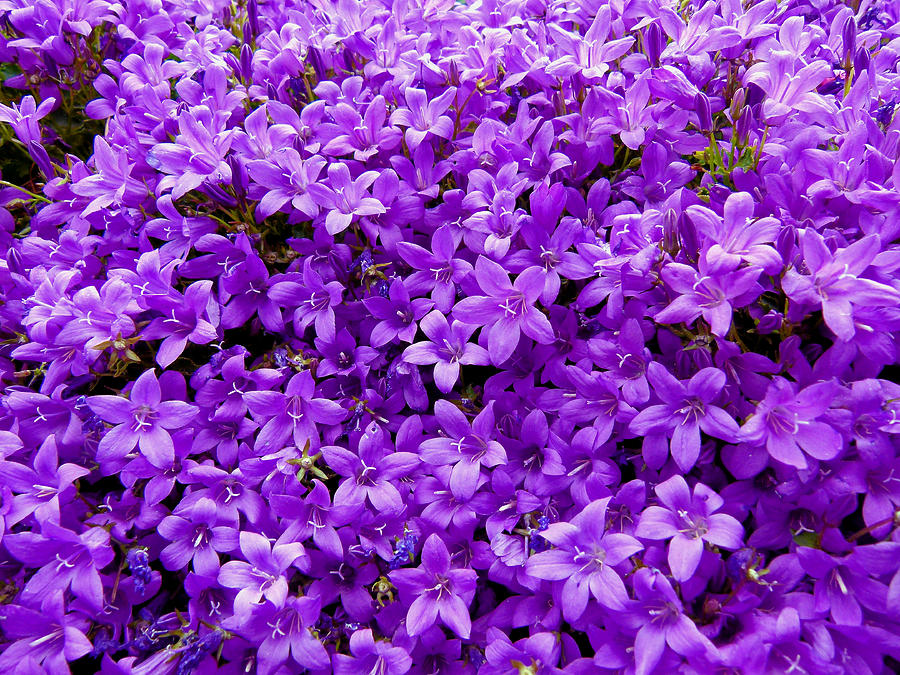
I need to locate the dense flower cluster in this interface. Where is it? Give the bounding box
[2,0,900,672]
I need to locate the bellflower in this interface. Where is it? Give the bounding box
[234,596,329,674]
[0,435,89,526]
[88,369,198,469]
[419,400,507,500]
[629,364,740,471]
[244,370,347,452]
[624,568,719,675]
[333,629,412,675]
[782,231,900,341]
[5,522,114,612]
[635,475,744,582]
[453,256,554,365]
[321,423,420,513]
[307,162,387,235]
[0,592,93,674]
[390,534,478,639]
[525,497,643,621]
[217,531,306,615]
[402,310,490,393]
[741,377,844,469]
[158,497,239,575]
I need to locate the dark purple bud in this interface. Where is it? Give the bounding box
[307,47,326,81]
[745,83,766,109]
[248,0,259,38]
[694,92,712,132]
[448,59,461,86]
[842,16,857,62]
[177,632,223,675]
[6,247,22,275]
[44,56,60,81]
[202,182,238,208]
[757,311,783,335]
[28,141,54,179]
[729,88,746,121]
[776,225,796,263]
[736,107,754,144]
[127,547,153,596]
[645,22,665,67]
[223,52,241,77]
[228,154,248,199]
[662,207,679,253]
[162,116,180,138]
[678,211,698,261]
[240,43,253,82]
[874,101,896,126]
[853,46,869,78]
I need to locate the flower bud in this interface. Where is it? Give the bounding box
[729,88,746,121]
[694,92,712,132]
[735,107,754,145]
[645,23,665,67]
[842,16,857,63]
[240,43,253,82]
[853,46,869,79]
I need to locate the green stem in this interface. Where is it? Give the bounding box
[0,180,49,203]
[848,516,896,542]
[753,125,769,167]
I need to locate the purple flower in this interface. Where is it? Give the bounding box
[307,162,387,235]
[5,522,114,612]
[741,377,844,469]
[333,629,412,675]
[546,7,635,80]
[453,256,554,365]
[743,53,834,122]
[403,310,489,393]
[363,278,434,347]
[217,531,306,615]
[271,479,364,558]
[321,95,402,160]
[149,105,235,199]
[654,260,762,337]
[321,423,420,513]
[141,280,220,367]
[269,258,345,336]
[158,497,238,575]
[194,353,282,422]
[244,370,347,453]
[782,231,900,342]
[687,192,783,274]
[397,225,472,313]
[629,364,740,471]
[390,87,457,150]
[248,149,326,220]
[88,369,197,469]
[795,546,887,626]
[525,498,643,621]
[390,534,478,639]
[0,592,93,673]
[635,475,744,581]
[0,435,89,526]
[624,568,718,675]
[71,137,148,215]
[234,596,329,675]
[419,400,507,500]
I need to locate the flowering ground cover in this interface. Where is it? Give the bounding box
[2,0,900,672]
